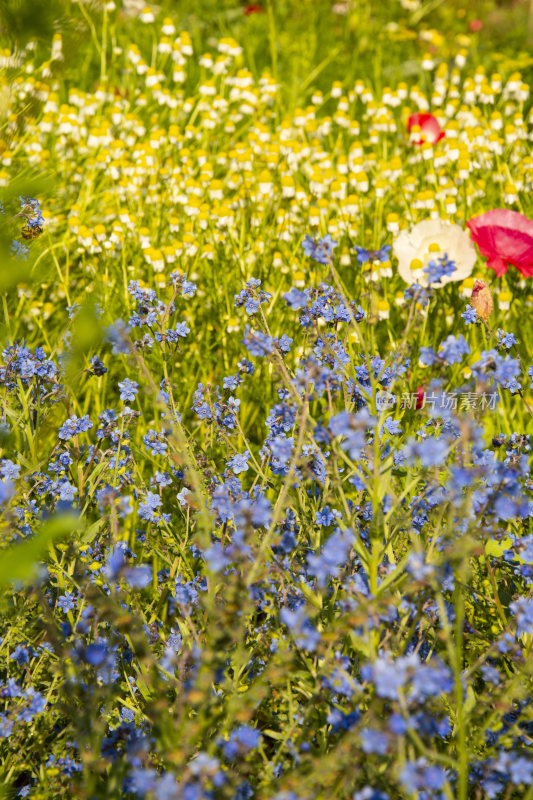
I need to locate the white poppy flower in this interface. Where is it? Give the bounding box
[393,219,477,288]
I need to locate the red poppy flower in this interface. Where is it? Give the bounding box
[415,386,425,410]
[466,209,533,278]
[407,112,445,145]
[244,3,263,14]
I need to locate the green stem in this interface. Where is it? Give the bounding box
[266,0,278,80]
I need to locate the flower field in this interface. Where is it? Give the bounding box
[1,0,533,797]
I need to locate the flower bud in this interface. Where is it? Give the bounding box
[471,279,493,321]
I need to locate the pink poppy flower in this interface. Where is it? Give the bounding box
[407,112,445,145]
[466,209,533,278]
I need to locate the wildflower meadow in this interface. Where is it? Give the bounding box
[1,0,533,797]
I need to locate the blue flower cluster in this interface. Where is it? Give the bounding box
[2,261,533,800]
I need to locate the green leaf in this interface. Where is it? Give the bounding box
[0,514,78,586]
[81,519,104,545]
[262,729,285,740]
[0,246,32,291]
